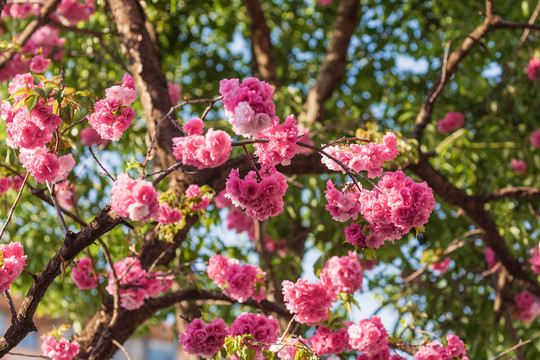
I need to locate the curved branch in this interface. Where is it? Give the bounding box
[476,187,540,203]
[0,0,62,69]
[0,207,123,357]
[298,0,361,125]
[409,158,540,298]
[243,0,279,86]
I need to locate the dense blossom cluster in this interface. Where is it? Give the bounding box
[226,164,288,221]
[514,291,540,322]
[437,111,465,133]
[269,336,305,360]
[230,313,280,357]
[172,118,232,169]
[72,257,99,290]
[324,180,361,222]
[321,133,399,178]
[253,115,300,166]
[347,316,389,357]
[105,257,172,310]
[308,327,349,356]
[0,175,24,194]
[0,242,27,293]
[156,203,182,225]
[320,251,363,294]
[282,278,338,325]
[207,255,266,302]
[0,26,65,81]
[358,171,436,246]
[185,184,211,211]
[178,318,229,358]
[88,74,137,140]
[41,334,80,360]
[219,77,275,137]
[414,334,468,360]
[215,190,255,237]
[168,82,182,104]
[56,0,96,26]
[510,159,527,175]
[55,180,76,210]
[1,74,75,183]
[110,173,160,222]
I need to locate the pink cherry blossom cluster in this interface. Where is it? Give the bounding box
[215,190,255,238]
[55,0,96,26]
[321,133,399,178]
[264,235,288,256]
[429,257,451,274]
[80,127,110,146]
[316,0,333,5]
[0,242,27,293]
[253,115,300,166]
[344,223,369,248]
[1,74,75,183]
[105,257,173,310]
[172,118,232,169]
[527,57,540,80]
[207,255,266,302]
[510,159,527,175]
[530,244,540,274]
[269,336,306,360]
[308,327,349,356]
[2,2,40,19]
[358,171,436,246]
[514,290,540,323]
[18,147,75,184]
[156,203,182,225]
[185,184,211,211]
[0,26,65,81]
[41,334,80,360]
[0,175,24,194]
[320,251,363,294]
[55,180,76,210]
[347,316,388,358]
[87,73,137,140]
[230,313,279,351]
[437,111,464,134]
[72,257,99,290]
[178,318,229,358]
[324,180,361,222]
[282,277,338,325]
[531,128,540,148]
[414,334,468,360]
[225,164,288,221]
[219,77,275,138]
[110,173,160,222]
[168,82,182,104]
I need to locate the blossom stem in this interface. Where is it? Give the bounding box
[46,180,70,235]
[0,173,29,241]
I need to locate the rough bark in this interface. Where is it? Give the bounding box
[243,0,279,86]
[298,0,361,125]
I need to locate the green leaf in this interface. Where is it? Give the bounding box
[25,95,39,113]
[364,248,376,261]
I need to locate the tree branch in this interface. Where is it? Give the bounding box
[0,207,123,357]
[243,0,279,86]
[298,0,361,125]
[476,186,540,203]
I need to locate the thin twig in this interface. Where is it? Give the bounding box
[89,147,116,181]
[23,269,38,281]
[322,137,370,148]
[97,239,120,326]
[4,290,17,322]
[5,352,48,359]
[149,161,196,186]
[492,339,531,360]
[61,116,88,135]
[46,180,70,234]
[0,173,29,241]
[112,339,132,360]
[242,145,262,180]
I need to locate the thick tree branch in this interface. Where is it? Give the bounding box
[243,0,279,86]
[494,20,540,31]
[0,0,62,68]
[409,158,540,298]
[0,207,122,357]
[298,0,361,125]
[476,187,540,203]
